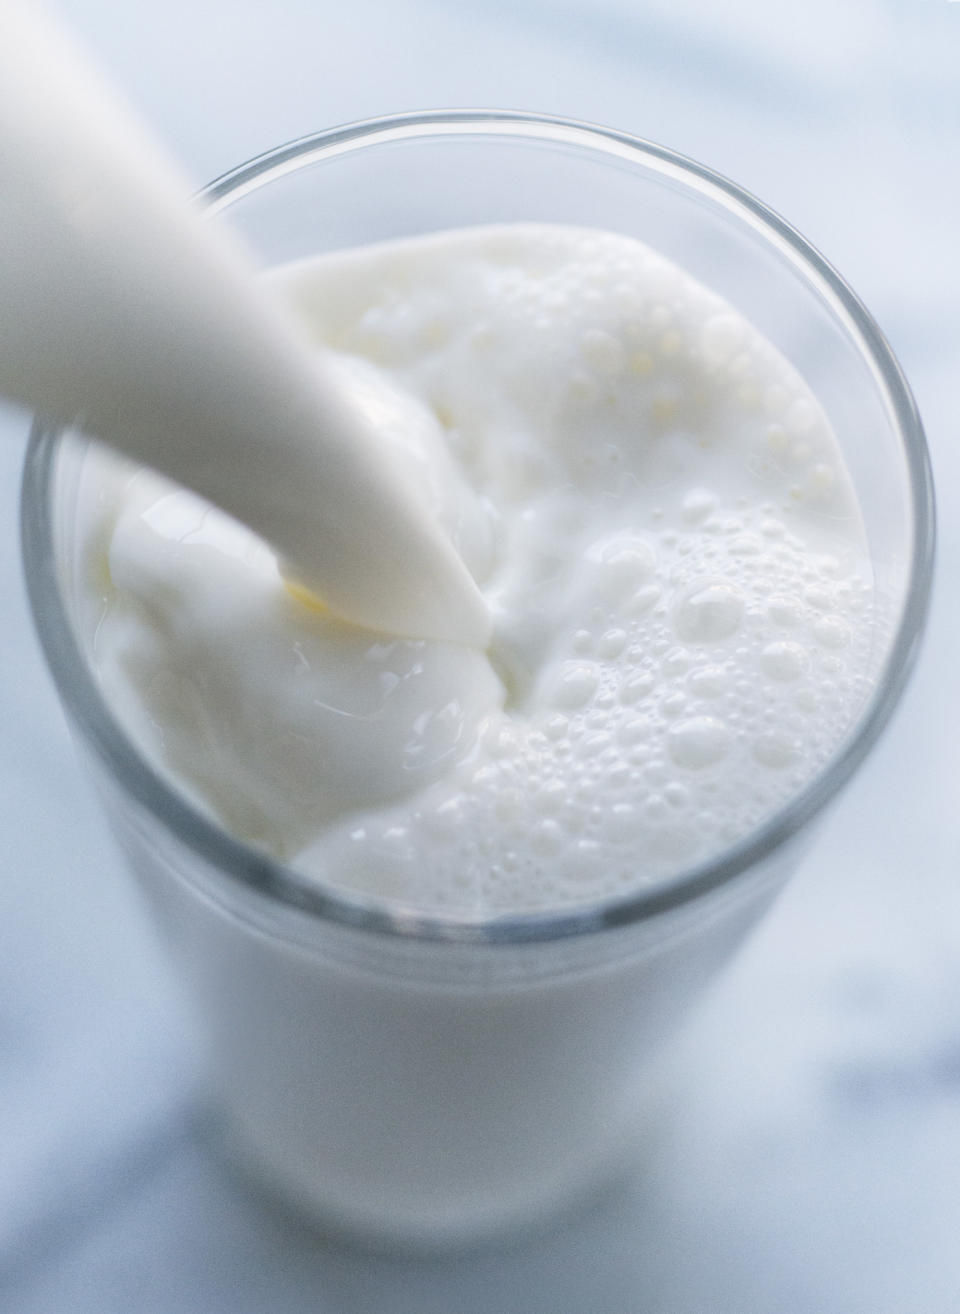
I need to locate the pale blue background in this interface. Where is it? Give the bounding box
[2,2,959,1309]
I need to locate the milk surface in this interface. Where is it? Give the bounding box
[86,224,877,917]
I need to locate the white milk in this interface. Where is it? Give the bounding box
[0,1,487,644]
[87,224,876,915]
[74,223,882,1245]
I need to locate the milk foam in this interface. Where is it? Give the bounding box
[86,224,879,915]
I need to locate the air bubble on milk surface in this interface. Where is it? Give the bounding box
[584,533,657,601]
[768,595,802,627]
[667,716,732,770]
[753,731,802,770]
[620,670,655,704]
[662,646,693,677]
[625,584,662,618]
[674,580,744,643]
[814,616,851,649]
[687,664,728,698]
[661,691,688,720]
[760,640,807,681]
[547,661,600,710]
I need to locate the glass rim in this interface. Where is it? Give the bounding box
[20,109,935,946]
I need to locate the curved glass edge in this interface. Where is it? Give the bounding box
[20,110,936,947]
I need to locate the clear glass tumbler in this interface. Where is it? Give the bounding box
[21,112,934,1248]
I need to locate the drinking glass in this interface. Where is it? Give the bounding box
[21,111,934,1248]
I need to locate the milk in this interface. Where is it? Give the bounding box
[15,162,910,1252]
[60,222,885,1245]
[0,1,487,644]
[86,225,877,918]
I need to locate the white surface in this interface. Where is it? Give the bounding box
[2,0,959,1309]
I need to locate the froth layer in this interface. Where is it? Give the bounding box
[87,224,879,915]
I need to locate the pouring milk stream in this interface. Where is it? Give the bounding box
[0,1,489,646]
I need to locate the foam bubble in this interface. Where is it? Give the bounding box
[626,585,662,616]
[662,692,688,718]
[550,661,600,708]
[597,627,627,658]
[674,581,744,643]
[667,716,732,769]
[586,533,657,601]
[813,616,851,649]
[688,665,728,697]
[768,595,801,627]
[619,715,653,746]
[753,732,801,769]
[620,671,655,704]
[664,782,690,808]
[663,646,693,676]
[759,640,807,681]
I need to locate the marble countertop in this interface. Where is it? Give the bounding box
[2,1,959,1309]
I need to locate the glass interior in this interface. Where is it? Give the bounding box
[21,112,934,943]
